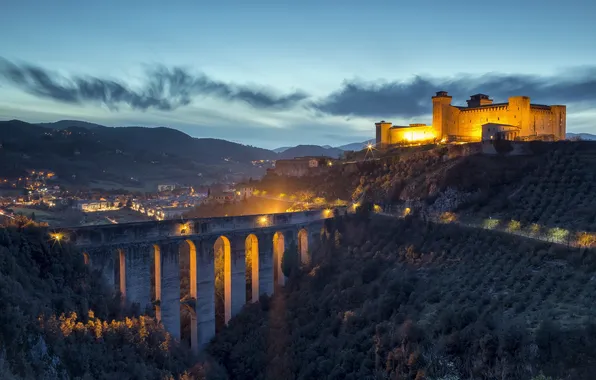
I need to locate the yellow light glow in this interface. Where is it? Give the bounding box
[258,216,268,225]
[403,207,411,216]
[236,191,241,195]
[323,208,332,217]
[404,131,435,142]
[352,202,360,211]
[179,222,190,235]
[373,204,382,213]
[50,232,64,242]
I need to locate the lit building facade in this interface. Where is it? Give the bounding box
[376,92,566,146]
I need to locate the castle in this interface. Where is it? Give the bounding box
[375,92,566,146]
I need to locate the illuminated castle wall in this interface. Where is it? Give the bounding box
[376,92,566,146]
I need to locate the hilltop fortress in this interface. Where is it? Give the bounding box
[376,92,566,146]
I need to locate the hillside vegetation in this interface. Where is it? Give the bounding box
[249,141,596,234]
[0,222,226,379]
[209,213,596,379]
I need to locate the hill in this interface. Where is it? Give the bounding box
[567,132,596,140]
[209,214,596,379]
[277,144,344,159]
[273,146,292,153]
[0,119,277,189]
[273,141,374,155]
[250,141,596,234]
[337,140,374,151]
[37,119,108,130]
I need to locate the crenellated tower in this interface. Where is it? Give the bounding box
[375,120,393,147]
[432,91,452,140]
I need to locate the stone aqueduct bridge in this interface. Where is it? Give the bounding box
[54,209,344,351]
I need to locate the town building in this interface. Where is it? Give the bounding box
[74,200,119,212]
[157,184,176,192]
[209,191,236,204]
[376,92,566,146]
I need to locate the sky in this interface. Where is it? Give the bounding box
[1,0,595,149]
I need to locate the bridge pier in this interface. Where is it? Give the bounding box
[125,244,153,314]
[197,238,215,348]
[258,231,274,296]
[160,242,181,339]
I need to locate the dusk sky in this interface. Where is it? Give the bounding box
[1,0,595,149]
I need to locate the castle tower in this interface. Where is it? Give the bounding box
[549,105,567,140]
[508,96,531,136]
[375,121,393,148]
[432,91,452,140]
[466,94,493,107]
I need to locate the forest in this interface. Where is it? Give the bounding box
[0,221,226,380]
[208,209,596,379]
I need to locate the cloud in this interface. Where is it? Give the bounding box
[0,58,308,111]
[312,68,596,118]
[3,57,596,123]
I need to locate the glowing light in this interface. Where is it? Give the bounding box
[258,216,269,226]
[373,204,382,213]
[236,191,241,196]
[352,203,360,211]
[367,143,373,150]
[323,208,333,217]
[179,222,190,235]
[403,207,411,217]
[50,232,64,243]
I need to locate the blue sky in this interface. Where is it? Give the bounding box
[1,0,595,149]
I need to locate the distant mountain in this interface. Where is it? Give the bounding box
[273,140,374,156]
[0,119,278,189]
[277,145,344,159]
[567,132,596,140]
[273,146,292,153]
[37,120,107,130]
[337,140,374,151]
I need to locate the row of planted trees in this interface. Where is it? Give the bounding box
[434,210,596,249]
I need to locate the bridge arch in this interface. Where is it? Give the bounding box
[273,232,285,287]
[297,228,309,265]
[179,239,197,301]
[150,244,162,321]
[214,236,232,332]
[245,234,259,303]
